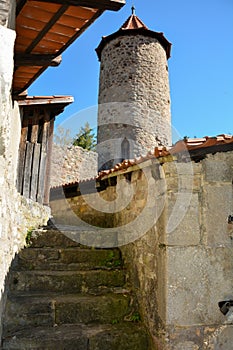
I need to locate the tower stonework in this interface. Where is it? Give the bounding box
[96,13,172,170]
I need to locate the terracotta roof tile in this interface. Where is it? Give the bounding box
[173,134,233,152]
[97,135,233,180]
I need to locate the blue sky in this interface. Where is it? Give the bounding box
[29,0,233,142]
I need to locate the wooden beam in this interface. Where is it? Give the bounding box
[25,5,69,54]
[29,0,125,11]
[16,0,27,16]
[15,54,62,67]
[13,9,103,96]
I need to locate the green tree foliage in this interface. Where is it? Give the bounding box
[73,122,96,151]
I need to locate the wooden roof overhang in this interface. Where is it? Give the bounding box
[14,0,125,96]
[17,95,74,118]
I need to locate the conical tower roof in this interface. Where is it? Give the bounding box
[120,13,148,30]
[96,10,171,61]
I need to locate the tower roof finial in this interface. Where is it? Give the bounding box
[131,5,135,15]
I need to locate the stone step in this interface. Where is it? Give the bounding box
[13,247,122,271]
[4,292,132,332]
[2,227,150,349]
[28,228,84,248]
[2,323,149,350]
[28,227,118,249]
[9,269,126,294]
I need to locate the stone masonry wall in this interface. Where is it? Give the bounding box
[0,0,15,28]
[50,144,97,187]
[0,21,50,341]
[50,150,233,349]
[97,34,171,169]
[162,152,233,350]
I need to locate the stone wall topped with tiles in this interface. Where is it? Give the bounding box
[50,144,98,187]
[50,150,233,349]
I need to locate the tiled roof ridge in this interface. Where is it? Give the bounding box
[51,134,233,189]
[120,14,148,30]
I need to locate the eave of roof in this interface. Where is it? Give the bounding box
[17,95,74,106]
[16,0,126,14]
[17,95,74,118]
[96,14,171,61]
[14,0,125,96]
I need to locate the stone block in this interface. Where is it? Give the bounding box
[4,297,54,330]
[167,246,233,327]
[9,269,126,293]
[173,341,200,350]
[2,325,89,350]
[203,325,233,349]
[165,193,200,245]
[29,229,80,248]
[88,323,149,350]
[166,325,203,350]
[204,158,232,182]
[55,294,130,325]
[202,184,233,246]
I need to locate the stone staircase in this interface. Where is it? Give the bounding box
[1,227,149,349]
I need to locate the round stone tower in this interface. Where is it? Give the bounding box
[96,9,172,170]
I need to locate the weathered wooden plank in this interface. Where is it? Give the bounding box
[31,121,39,144]
[41,116,50,151]
[56,14,86,27]
[37,149,47,203]
[19,5,57,23]
[22,142,33,198]
[64,5,96,18]
[43,119,54,205]
[34,38,63,51]
[16,125,28,194]
[37,116,50,203]
[30,143,41,201]
[48,22,76,36]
